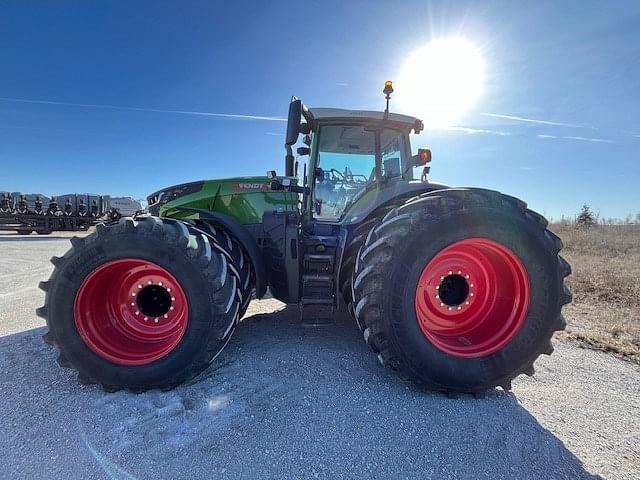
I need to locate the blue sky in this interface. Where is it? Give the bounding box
[1,0,639,220]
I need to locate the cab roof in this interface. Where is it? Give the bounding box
[308,108,423,133]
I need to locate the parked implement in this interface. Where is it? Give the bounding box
[39,83,571,393]
[0,192,142,234]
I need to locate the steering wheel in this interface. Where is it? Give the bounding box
[329,168,367,186]
[328,168,345,181]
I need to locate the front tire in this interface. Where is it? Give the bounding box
[352,189,571,393]
[37,217,241,391]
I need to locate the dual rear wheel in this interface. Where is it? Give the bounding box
[350,188,571,392]
[38,217,249,391]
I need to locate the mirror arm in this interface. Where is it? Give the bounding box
[270,179,310,195]
[285,145,295,177]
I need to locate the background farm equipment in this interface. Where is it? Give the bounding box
[0,192,142,234]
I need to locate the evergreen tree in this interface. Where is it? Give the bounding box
[576,204,596,227]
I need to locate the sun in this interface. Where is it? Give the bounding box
[397,37,485,128]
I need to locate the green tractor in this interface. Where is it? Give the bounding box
[38,83,571,393]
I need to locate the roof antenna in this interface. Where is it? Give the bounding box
[383,80,394,120]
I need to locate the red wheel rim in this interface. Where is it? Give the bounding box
[414,238,530,357]
[74,259,189,366]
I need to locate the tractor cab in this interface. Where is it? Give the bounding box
[279,84,432,225]
[306,108,420,221]
[260,85,437,323]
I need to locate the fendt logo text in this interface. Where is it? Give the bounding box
[232,183,269,190]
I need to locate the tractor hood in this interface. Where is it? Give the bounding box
[147,180,205,214]
[147,176,299,223]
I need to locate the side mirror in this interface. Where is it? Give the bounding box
[412,148,431,167]
[286,99,302,146]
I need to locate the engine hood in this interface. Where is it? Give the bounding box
[146,176,298,222]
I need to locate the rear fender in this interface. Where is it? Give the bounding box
[341,179,448,225]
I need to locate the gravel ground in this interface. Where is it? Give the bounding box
[0,233,638,479]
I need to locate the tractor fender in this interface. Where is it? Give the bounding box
[173,207,267,299]
[341,178,449,225]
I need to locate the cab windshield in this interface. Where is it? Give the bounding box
[314,125,406,220]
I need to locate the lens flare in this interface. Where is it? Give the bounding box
[397,38,485,128]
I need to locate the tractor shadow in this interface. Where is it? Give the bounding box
[1,305,602,480]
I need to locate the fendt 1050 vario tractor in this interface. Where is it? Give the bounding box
[39,83,571,393]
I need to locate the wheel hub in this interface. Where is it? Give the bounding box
[74,259,189,365]
[414,238,530,357]
[438,274,469,306]
[136,284,172,318]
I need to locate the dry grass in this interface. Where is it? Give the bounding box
[551,224,640,363]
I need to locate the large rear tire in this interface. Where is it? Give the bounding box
[352,188,571,393]
[38,216,241,392]
[339,205,396,325]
